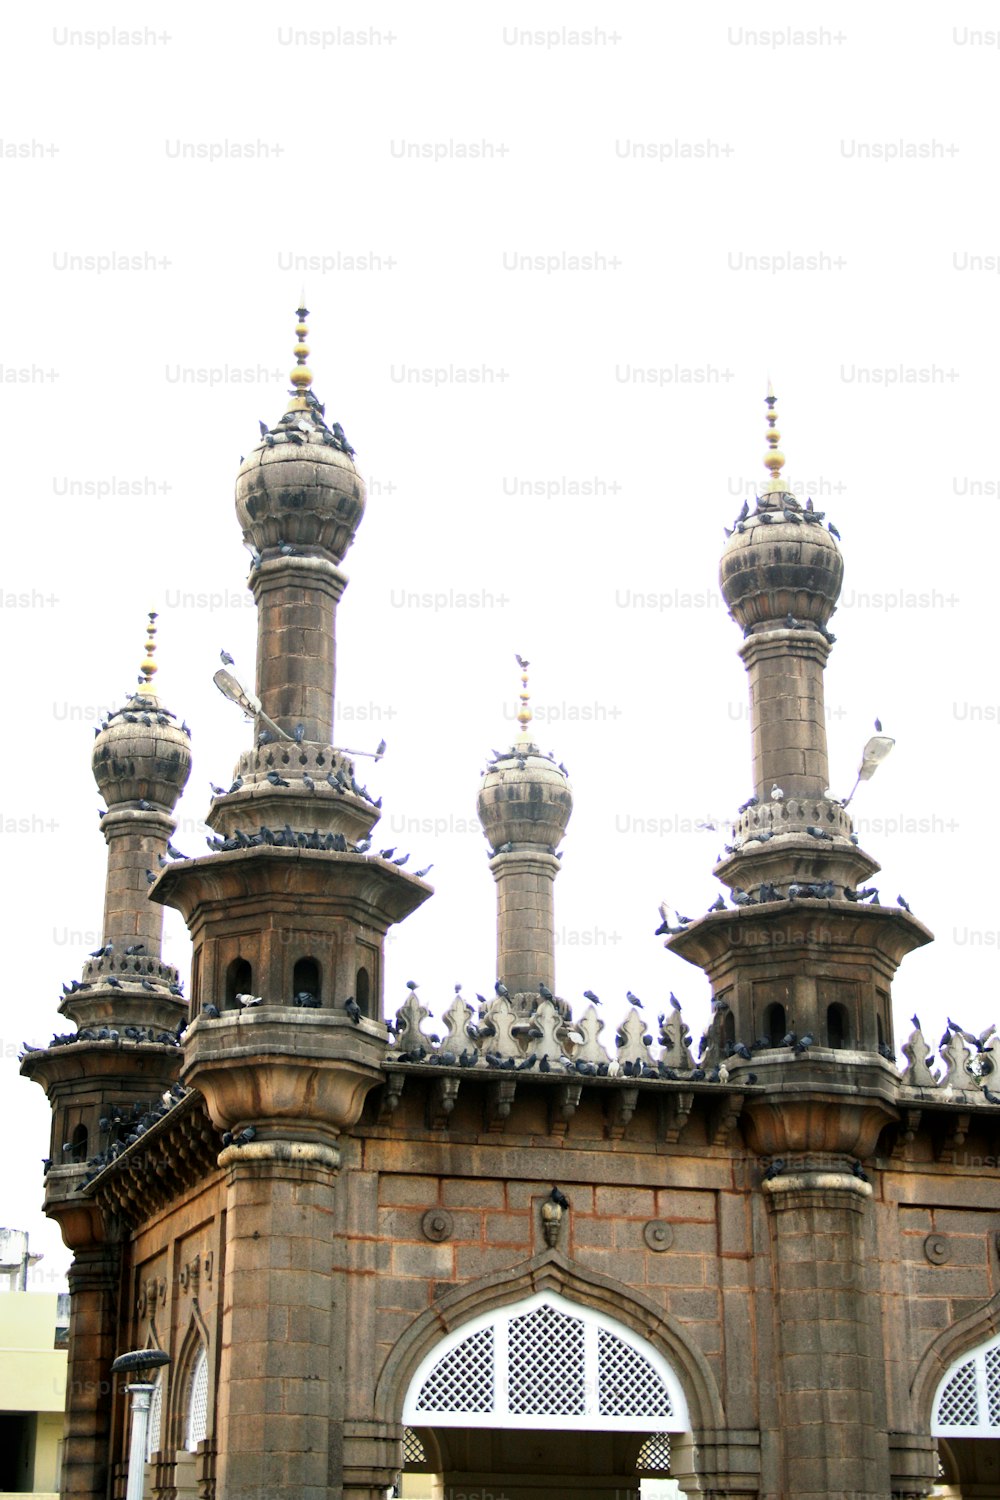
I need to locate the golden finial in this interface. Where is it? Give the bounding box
[515,654,532,745]
[287,297,312,411]
[139,612,158,688]
[761,379,788,496]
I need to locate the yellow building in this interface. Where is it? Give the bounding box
[0,1280,68,1497]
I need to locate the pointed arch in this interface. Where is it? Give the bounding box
[403,1289,688,1430]
[373,1248,724,1434]
[170,1314,210,1456]
[911,1287,1000,1434]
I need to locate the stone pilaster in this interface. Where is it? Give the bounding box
[62,1243,121,1500]
[764,1169,888,1500]
[213,1141,338,1500]
[250,555,348,743]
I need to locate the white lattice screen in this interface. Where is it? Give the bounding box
[185,1347,209,1452]
[405,1291,688,1432]
[636,1433,672,1472]
[146,1375,163,1460]
[932,1334,1000,1438]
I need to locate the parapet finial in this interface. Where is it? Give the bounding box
[139,612,158,688]
[761,380,787,495]
[515,654,532,745]
[288,297,313,411]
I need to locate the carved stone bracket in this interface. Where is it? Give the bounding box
[658,1090,694,1144]
[935,1111,970,1163]
[379,1070,406,1121]
[486,1078,517,1131]
[426,1076,460,1131]
[891,1109,923,1157]
[605,1086,639,1140]
[549,1082,583,1136]
[707,1092,745,1146]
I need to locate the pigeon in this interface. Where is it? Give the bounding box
[379,847,397,860]
[302,774,316,792]
[539,983,554,1002]
[344,996,362,1025]
[626,990,644,1009]
[202,1004,220,1019]
[897,895,911,913]
[583,990,602,1006]
[89,943,112,958]
[145,870,157,885]
[236,993,262,1008]
[228,777,243,794]
[375,738,387,760]
[406,980,419,990]
[210,782,226,797]
[983,1086,1000,1106]
[708,895,726,913]
[294,724,305,744]
[125,945,145,955]
[874,717,882,732]
[392,853,409,867]
[828,522,841,539]
[495,981,510,999]
[771,784,784,801]
[762,1158,786,1181]
[220,650,235,667]
[910,1014,921,1032]
[794,1033,814,1054]
[851,1160,870,1183]
[549,1186,569,1209]
[516,654,530,670]
[413,864,434,878]
[258,419,269,437]
[266,771,290,788]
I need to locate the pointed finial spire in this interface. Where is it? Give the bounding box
[139,612,158,688]
[761,380,787,496]
[515,654,532,745]
[287,298,312,411]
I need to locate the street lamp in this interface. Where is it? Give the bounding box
[111,1348,171,1500]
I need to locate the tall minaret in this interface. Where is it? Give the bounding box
[151,308,432,1500]
[668,388,933,1500]
[476,662,573,1010]
[22,615,191,1500]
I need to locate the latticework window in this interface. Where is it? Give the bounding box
[508,1304,586,1416]
[417,1326,494,1413]
[932,1335,1000,1438]
[185,1347,209,1452]
[404,1291,686,1432]
[402,1427,426,1465]
[635,1433,671,1472]
[146,1375,163,1461]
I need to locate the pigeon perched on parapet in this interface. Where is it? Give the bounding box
[762,1158,786,1181]
[266,771,290,788]
[897,895,911,913]
[495,981,510,999]
[771,784,784,801]
[344,997,362,1025]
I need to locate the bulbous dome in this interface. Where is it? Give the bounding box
[720,499,843,630]
[235,400,366,563]
[92,690,192,810]
[477,743,573,852]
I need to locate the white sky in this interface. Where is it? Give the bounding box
[2,4,997,1287]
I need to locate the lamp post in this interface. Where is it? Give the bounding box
[111,1348,171,1500]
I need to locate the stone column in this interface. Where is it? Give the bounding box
[213,1141,339,1500]
[765,1169,889,1499]
[62,1243,120,1500]
[100,807,176,956]
[251,556,347,744]
[490,849,560,997]
[739,629,832,803]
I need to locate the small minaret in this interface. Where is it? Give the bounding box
[476,662,573,1010]
[22,616,191,1500]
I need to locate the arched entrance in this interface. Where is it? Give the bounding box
[931,1331,1000,1496]
[399,1290,690,1499]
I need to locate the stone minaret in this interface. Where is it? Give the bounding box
[22,615,191,1500]
[151,307,431,1500]
[669,389,932,1500]
[476,663,573,1011]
